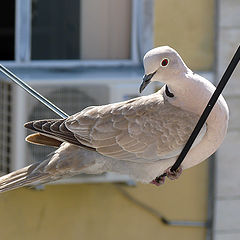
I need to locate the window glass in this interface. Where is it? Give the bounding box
[80,0,131,60]
[31,0,80,60]
[0,1,15,60]
[31,0,131,60]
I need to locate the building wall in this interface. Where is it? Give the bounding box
[154,0,214,71]
[0,1,216,239]
[214,0,240,239]
[0,163,208,240]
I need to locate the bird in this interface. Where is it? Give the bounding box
[0,46,229,192]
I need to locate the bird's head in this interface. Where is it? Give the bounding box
[140,46,189,93]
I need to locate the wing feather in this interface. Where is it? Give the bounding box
[25,90,206,163]
[65,91,205,162]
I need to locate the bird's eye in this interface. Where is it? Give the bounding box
[161,58,169,67]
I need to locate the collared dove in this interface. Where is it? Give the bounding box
[0,46,229,192]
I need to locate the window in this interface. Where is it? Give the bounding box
[80,0,132,60]
[32,0,132,60]
[31,0,80,60]
[0,1,15,60]
[0,0,139,66]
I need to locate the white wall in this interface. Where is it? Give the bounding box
[214,0,240,239]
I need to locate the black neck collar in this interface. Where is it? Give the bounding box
[165,85,174,98]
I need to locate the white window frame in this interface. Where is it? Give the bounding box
[1,0,143,68]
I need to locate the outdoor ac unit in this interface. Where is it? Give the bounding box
[0,72,154,184]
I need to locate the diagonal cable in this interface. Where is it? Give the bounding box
[0,64,69,119]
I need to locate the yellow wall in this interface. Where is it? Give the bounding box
[0,161,208,240]
[0,1,214,239]
[154,0,215,71]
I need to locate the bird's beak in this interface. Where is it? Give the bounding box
[139,71,156,93]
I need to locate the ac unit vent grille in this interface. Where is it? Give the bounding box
[27,87,98,165]
[0,81,12,174]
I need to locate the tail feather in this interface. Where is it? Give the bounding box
[0,164,37,185]
[0,174,49,193]
[0,162,50,193]
[26,133,63,147]
[0,142,91,193]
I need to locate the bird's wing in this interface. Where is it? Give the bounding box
[25,91,206,163]
[25,118,96,151]
[65,92,206,162]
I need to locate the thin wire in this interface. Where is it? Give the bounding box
[114,183,206,227]
[0,64,69,119]
[168,45,240,173]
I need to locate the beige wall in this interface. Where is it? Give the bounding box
[0,161,208,240]
[0,1,215,239]
[154,0,215,71]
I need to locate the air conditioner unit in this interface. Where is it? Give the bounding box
[0,71,154,184]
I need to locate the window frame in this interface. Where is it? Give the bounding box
[1,0,140,68]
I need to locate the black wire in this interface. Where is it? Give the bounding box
[169,45,240,173]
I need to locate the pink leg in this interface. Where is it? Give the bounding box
[150,166,183,186]
[164,166,183,180]
[150,175,166,186]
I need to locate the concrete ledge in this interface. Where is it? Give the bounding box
[214,198,240,231]
[217,28,240,96]
[219,0,240,28]
[216,131,240,198]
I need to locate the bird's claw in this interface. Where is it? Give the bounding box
[150,175,166,186]
[150,166,183,186]
[165,166,182,180]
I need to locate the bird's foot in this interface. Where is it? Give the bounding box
[150,175,166,186]
[150,166,183,186]
[164,166,182,180]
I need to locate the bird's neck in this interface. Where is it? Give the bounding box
[163,73,229,169]
[166,73,213,114]
[166,73,229,141]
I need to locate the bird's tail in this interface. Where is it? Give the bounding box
[0,160,52,193]
[0,143,92,193]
